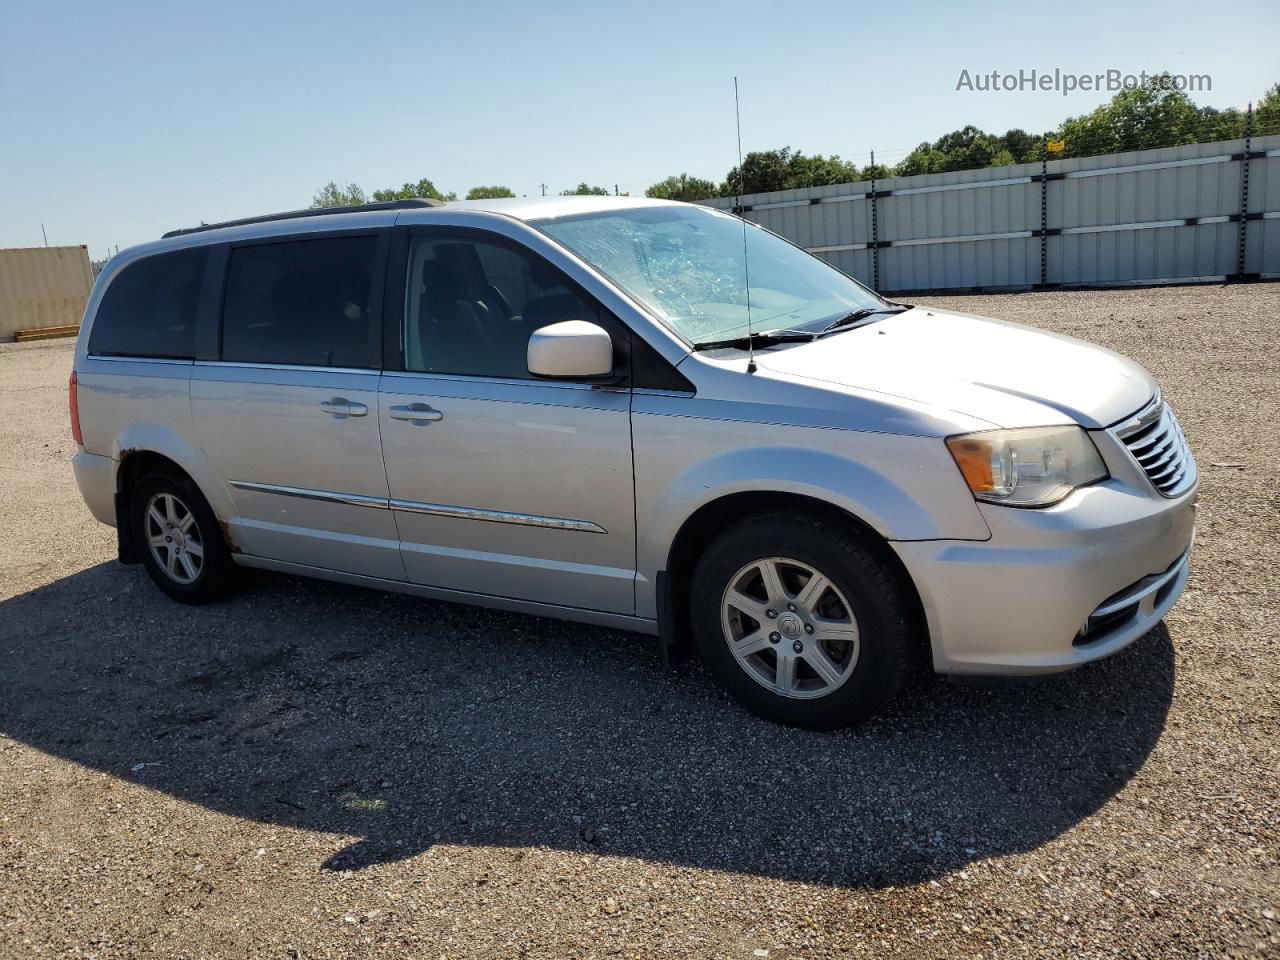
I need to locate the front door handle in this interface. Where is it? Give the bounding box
[389,402,444,425]
[320,398,368,418]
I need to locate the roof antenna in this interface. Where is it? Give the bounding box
[734,76,756,374]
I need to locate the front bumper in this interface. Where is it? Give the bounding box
[893,477,1196,676]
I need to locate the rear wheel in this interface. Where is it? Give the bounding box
[131,472,234,603]
[690,512,918,729]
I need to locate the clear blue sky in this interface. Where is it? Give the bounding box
[2,0,1276,259]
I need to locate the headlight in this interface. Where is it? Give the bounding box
[945,425,1107,507]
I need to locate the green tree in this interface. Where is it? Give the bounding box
[1255,83,1280,136]
[998,128,1040,163]
[932,126,1009,169]
[465,185,516,199]
[371,178,457,203]
[894,144,950,177]
[786,151,861,188]
[1050,77,1210,158]
[562,183,610,196]
[311,181,367,208]
[721,149,790,196]
[645,174,717,202]
[719,147,862,196]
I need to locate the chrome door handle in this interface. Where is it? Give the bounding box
[320,398,368,418]
[389,403,444,424]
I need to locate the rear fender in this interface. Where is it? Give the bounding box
[112,423,235,525]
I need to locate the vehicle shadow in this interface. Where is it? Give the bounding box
[0,561,1175,887]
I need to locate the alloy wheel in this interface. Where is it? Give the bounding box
[720,556,860,699]
[144,492,204,585]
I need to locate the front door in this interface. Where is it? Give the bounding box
[190,231,404,581]
[378,228,636,613]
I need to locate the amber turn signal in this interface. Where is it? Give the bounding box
[945,435,996,493]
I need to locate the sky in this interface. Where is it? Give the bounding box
[2,0,1277,260]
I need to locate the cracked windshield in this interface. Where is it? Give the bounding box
[535,204,886,345]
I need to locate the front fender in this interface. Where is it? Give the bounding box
[632,409,991,619]
[663,445,959,542]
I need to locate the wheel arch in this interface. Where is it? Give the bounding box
[657,490,929,665]
[114,447,234,563]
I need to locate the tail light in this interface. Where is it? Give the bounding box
[69,370,83,446]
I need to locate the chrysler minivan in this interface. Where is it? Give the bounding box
[70,196,1196,728]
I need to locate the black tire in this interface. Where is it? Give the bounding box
[690,511,920,730]
[131,470,235,604]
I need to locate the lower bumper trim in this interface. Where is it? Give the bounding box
[1075,547,1190,646]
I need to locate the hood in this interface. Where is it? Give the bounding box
[756,307,1155,430]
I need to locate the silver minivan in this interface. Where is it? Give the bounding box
[70,196,1196,728]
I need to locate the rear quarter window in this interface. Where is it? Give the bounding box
[87,247,208,359]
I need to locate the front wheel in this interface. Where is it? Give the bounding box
[690,512,919,729]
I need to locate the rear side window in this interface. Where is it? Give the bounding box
[222,235,379,368]
[88,247,208,359]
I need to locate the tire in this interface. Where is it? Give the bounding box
[131,470,235,604]
[690,511,919,730]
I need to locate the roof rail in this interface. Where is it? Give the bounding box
[161,198,442,239]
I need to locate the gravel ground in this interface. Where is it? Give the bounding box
[1,284,1277,959]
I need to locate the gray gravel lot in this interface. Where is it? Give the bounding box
[1,284,1277,958]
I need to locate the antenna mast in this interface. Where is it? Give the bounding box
[734,77,756,374]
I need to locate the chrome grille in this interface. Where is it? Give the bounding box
[1115,396,1196,498]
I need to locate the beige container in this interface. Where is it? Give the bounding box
[0,245,95,341]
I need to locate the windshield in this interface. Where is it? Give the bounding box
[533,204,887,346]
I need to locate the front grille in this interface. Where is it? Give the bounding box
[1116,397,1196,498]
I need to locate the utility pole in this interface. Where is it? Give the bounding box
[41,224,48,247]
[540,183,547,197]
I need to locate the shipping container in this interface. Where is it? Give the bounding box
[0,245,95,341]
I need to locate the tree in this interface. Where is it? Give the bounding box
[372,178,457,202]
[562,183,610,196]
[721,149,790,196]
[1050,77,1215,158]
[998,128,1040,164]
[894,144,950,177]
[645,174,717,202]
[311,181,367,208]
[931,125,1009,169]
[465,185,516,199]
[719,147,862,197]
[1256,83,1280,136]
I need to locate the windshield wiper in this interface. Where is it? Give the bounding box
[819,304,910,336]
[691,329,817,352]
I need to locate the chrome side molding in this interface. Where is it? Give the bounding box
[228,480,386,509]
[228,480,606,534]
[388,498,606,533]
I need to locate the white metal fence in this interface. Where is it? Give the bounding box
[702,135,1280,293]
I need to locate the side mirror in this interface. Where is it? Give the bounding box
[527,320,615,380]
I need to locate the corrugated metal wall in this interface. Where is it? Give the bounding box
[0,245,94,340]
[703,135,1280,292]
